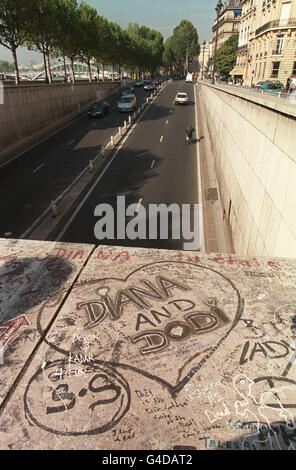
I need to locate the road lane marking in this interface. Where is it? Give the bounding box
[166,120,168,125]
[32,163,45,174]
[160,136,163,143]
[54,81,171,242]
[193,84,204,252]
[67,139,75,146]
[151,160,155,169]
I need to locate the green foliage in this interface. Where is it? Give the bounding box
[0,0,29,50]
[0,0,165,82]
[216,34,239,77]
[163,20,199,73]
[0,59,14,72]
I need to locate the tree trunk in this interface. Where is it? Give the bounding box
[63,56,67,77]
[12,46,20,85]
[70,59,75,83]
[102,63,105,81]
[87,60,92,82]
[45,52,52,84]
[112,64,115,82]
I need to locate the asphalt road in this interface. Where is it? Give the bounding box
[56,80,202,251]
[0,85,149,239]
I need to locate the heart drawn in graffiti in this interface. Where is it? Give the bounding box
[37,261,244,397]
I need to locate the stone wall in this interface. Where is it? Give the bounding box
[0,239,295,450]
[0,82,120,154]
[200,83,296,258]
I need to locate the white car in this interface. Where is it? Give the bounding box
[117,94,137,112]
[175,92,189,105]
[186,73,193,83]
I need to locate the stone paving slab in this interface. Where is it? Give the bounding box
[0,242,295,450]
[0,239,95,407]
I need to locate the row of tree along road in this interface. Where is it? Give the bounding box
[0,0,200,86]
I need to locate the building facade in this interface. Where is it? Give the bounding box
[199,41,211,78]
[208,0,243,76]
[235,0,296,86]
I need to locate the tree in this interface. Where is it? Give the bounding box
[25,0,61,83]
[0,0,30,84]
[0,59,14,73]
[163,20,200,76]
[216,34,239,78]
[79,2,101,82]
[53,0,81,82]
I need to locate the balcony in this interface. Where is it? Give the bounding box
[237,44,248,52]
[256,18,296,36]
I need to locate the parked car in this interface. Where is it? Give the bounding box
[144,80,155,91]
[88,101,110,118]
[135,79,143,87]
[175,92,189,105]
[117,94,137,112]
[255,80,285,93]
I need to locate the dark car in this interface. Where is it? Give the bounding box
[88,101,110,118]
[121,86,134,96]
[153,77,162,86]
[144,80,155,91]
[135,79,143,87]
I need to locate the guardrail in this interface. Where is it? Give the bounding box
[201,80,296,102]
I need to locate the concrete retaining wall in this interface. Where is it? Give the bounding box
[0,82,120,154]
[200,83,296,258]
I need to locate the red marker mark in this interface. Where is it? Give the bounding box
[0,316,30,350]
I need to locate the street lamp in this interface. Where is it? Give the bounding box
[202,40,206,80]
[211,0,223,85]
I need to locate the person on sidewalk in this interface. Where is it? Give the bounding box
[285,76,291,93]
[289,75,296,94]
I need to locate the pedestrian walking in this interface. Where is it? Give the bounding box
[289,75,296,103]
[289,75,296,94]
[285,76,291,93]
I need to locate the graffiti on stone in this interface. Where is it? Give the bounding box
[0,246,296,450]
[36,262,244,399]
[24,360,131,436]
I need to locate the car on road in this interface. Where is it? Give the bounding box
[186,73,194,83]
[144,80,155,91]
[175,92,189,105]
[121,86,134,96]
[117,94,137,112]
[135,79,143,87]
[88,101,110,118]
[153,77,162,87]
[254,80,285,93]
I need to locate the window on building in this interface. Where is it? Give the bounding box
[275,35,285,55]
[271,61,280,77]
[279,2,291,27]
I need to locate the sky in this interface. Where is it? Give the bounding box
[0,0,218,65]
